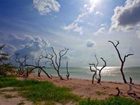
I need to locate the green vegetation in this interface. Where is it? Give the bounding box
[0,76,140,105]
[79,97,140,105]
[0,76,79,104]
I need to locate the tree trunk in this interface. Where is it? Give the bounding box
[98,70,101,84]
[40,68,51,79]
[92,72,96,84]
[120,62,127,83]
[57,70,63,80]
[38,69,41,77]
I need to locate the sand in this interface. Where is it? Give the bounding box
[29,74,140,100]
[0,74,140,105]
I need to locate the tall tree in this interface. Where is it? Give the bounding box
[108,41,133,83]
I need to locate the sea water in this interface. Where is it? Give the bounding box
[44,66,140,84]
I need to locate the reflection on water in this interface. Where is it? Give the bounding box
[44,66,140,84]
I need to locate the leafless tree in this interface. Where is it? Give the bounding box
[0,45,9,65]
[34,55,44,77]
[15,53,28,77]
[66,61,70,80]
[45,47,69,80]
[0,44,9,75]
[108,41,134,83]
[24,53,51,78]
[89,55,107,84]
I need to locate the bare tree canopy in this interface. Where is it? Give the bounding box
[15,53,29,77]
[89,55,107,84]
[108,40,134,83]
[45,47,69,80]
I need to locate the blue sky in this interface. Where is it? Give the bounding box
[0,0,140,67]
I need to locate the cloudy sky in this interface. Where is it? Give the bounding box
[0,0,140,67]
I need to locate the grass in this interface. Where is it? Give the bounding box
[79,97,140,105]
[0,75,140,105]
[0,76,79,104]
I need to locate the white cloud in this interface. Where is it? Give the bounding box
[94,27,106,35]
[64,1,101,34]
[0,32,50,58]
[95,11,103,16]
[110,0,140,31]
[33,0,60,15]
[64,22,83,34]
[86,40,95,48]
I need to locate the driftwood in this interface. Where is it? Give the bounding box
[127,78,140,100]
[116,87,121,96]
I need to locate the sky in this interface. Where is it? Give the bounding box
[0,0,140,67]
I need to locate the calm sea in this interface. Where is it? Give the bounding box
[44,66,140,84]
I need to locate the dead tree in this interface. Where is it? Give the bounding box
[15,53,28,77]
[89,55,107,84]
[45,47,69,80]
[24,53,51,79]
[25,64,51,79]
[0,45,9,65]
[0,44,9,75]
[66,61,70,80]
[34,55,44,77]
[108,41,134,83]
[129,77,134,85]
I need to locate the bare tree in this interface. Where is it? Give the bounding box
[15,53,28,77]
[24,54,51,79]
[66,61,70,80]
[89,55,107,84]
[108,41,134,83]
[0,45,9,64]
[45,47,69,80]
[34,55,44,77]
[0,44,9,75]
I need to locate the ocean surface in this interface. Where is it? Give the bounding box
[44,66,140,84]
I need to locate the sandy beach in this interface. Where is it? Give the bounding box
[0,73,140,105]
[29,74,140,100]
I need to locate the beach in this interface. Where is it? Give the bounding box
[29,74,140,100]
[0,73,140,105]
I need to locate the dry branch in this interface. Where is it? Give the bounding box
[108,41,133,83]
